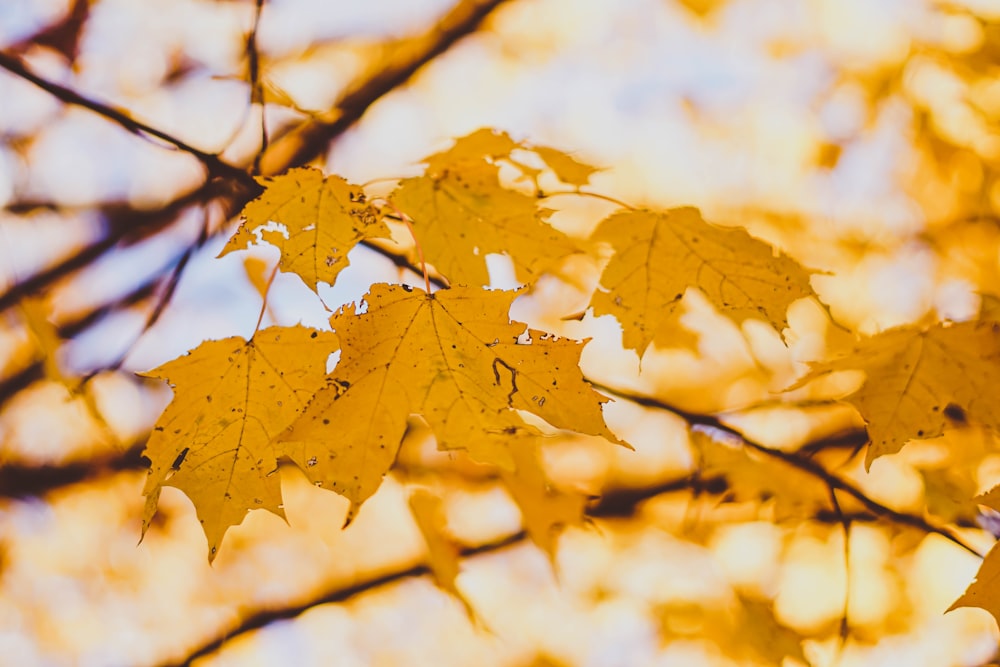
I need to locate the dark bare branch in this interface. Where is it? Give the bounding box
[247,0,268,176]
[5,0,94,65]
[0,0,507,318]
[153,451,977,667]
[261,0,511,172]
[0,443,146,498]
[591,382,985,558]
[0,51,254,186]
[159,530,527,667]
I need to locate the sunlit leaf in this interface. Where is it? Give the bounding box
[590,207,815,354]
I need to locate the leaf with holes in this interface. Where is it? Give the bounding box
[140,326,338,561]
[220,167,390,292]
[278,283,623,524]
[390,132,584,287]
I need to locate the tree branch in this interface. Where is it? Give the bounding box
[155,455,975,667]
[159,530,528,667]
[261,0,510,172]
[0,185,232,313]
[154,470,718,667]
[591,382,986,558]
[0,442,146,498]
[0,0,507,322]
[0,51,254,186]
[0,0,515,489]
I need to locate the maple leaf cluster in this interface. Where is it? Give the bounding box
[140,128,1000,628]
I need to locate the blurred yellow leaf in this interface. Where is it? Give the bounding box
[790,321,1000,468]
[693,430,832,520]
[530,145,599,187]
[921,467,980,525]
[501,439,588,561]
[242,256,272,301]
[408,489,475,617]
[590,207,815,354]
[19,297,70,388]
[658,592,806,664]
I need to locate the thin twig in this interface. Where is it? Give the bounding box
[384,199,432,292]
[266,0,511,172]
[82,212,211,380]
[247,0,268,176]
[0,0,506,318]
[159,530,528,667]
[0,51,253,187]
[0,442,147,498]
[150,459,963,667]
[252,261,280,335]
[0,184,235,313]
[828,485,851,648]
[590,381,986,558]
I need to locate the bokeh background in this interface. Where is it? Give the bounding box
[3,0,1000,665]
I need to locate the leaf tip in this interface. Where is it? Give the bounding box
[343,501,361,528]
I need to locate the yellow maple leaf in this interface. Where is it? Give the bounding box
[791,320,1000,468]
[390,131,585,287]
[278,284,623,522]
[589,207,815,354]
[530,145,599,187]
[921,466,981,526]
[408,489,475,617]
[140,326,338,561]
[949,541,1000,628]
[500,439,588,561]
[422,128,598,187]
[422,127,520,171]
[219,167,390,292]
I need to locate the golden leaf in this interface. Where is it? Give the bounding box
[278,284,623,521]
[391,163,580,287]
[391,128,589,287]
[949,542,1000,628]
[408,489,475,617]
[140,326,338,560]
[531,145,599,187]
[423,127,520,172]
[590,207,815,354]
[791,320,1000,468]
[501,439,587,561]
[219,167,390,292]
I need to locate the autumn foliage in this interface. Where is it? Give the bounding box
[138,125,1000,631]
[7,1,1000,665]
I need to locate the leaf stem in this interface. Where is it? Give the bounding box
[385,200,432,293]
[539,189,635,210]
[252,261,280,335]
